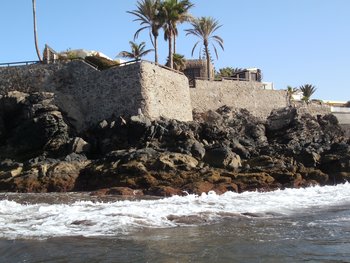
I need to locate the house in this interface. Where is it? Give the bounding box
[183,59,215,86]
[230,68,262,82]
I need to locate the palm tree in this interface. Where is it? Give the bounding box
[166,53,186,71]
[286,85,298,105]
[32,0,42,61]
[216,67,244,78]
[299,84,317,102]
[118,41,154,60]
[160,0,193,69]
[128,0,162,64]
[185,16,224,80]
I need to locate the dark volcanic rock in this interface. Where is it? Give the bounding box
[0,91,72,160]
[204,146,241,170]
[0,92,349,195]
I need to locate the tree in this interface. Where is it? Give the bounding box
[166,53,186,71]
[128,0,162,64]
[216,67,244,78]
[32,0,42,61]
[118,41,154,60]
[299,84,317,102]
[160,0,193,69]
[185,16,224,80]
[286,85,298,105]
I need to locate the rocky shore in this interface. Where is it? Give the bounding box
[0,91,349,196]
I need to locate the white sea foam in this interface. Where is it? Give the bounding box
[1,183,350,239]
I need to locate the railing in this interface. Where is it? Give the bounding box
[118,59,141,67]
[0,60,40,67]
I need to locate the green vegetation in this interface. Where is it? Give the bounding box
[160,0,193,69]
[299,84,317,102]
[84,56,119,70]
[166,53,186,71]
[128,0,193,69]
[128,0,163,64]
[286,85,298,105]
[185,16,224,79]
[128,1,227,74]
[216,67,244,78]
[118,41,154,60]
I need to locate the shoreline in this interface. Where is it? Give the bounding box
[0,91,349,196]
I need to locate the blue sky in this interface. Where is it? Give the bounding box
[1,0,349,101]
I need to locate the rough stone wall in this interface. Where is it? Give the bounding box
[0,61,144,131]
[190,79,288,119]
[0,61,192,131]
[0,63,65,95]
[140,62,192,121]
[294,101,331,116]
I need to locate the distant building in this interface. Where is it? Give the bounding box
[184,59,215,86]
[230,68,262,82]
[43,44,59,64]
[322,100,348,107]
[292,90,304,101]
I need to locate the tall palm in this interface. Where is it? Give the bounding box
[299,84,317,102]
[160,0,193,69]
[185,16,224,80]
[118,41,154,60]
[32,0,42,61]
[128,0,162,64]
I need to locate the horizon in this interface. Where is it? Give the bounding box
[0,0,349,101]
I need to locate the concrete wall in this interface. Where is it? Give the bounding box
[0,61,192,131]
[190,79,288,119]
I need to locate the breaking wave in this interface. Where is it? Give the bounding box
[1,183,350,239]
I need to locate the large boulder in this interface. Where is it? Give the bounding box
[204,146,241,170]
[0,92,72,160]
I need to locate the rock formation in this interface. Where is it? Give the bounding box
[0,91,349,196]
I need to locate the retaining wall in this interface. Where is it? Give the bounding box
[0,61,192,131]
[1,61,345,133]
[190,79,288,119]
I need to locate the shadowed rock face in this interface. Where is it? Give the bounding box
[0,91,71,160]
[0,91,349,196]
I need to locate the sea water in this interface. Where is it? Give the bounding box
[0,184,350,262]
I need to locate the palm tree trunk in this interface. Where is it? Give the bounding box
[32,0,42,61]
[205,44,210,80]
[168,32,173,69]
[173,37,176,54]
[154,35,158,64]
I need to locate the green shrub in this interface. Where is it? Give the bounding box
[84,56,120,70]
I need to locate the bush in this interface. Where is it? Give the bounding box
[84,56,119,70]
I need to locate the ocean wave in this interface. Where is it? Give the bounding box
[1,183,350,239]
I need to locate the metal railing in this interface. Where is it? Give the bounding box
[0,60,41,67]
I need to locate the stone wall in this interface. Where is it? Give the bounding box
[190,79,288,119]
[140,63,192,121]
[0,61,192,131]
[1,61,345,133]
[293,101,331,116]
